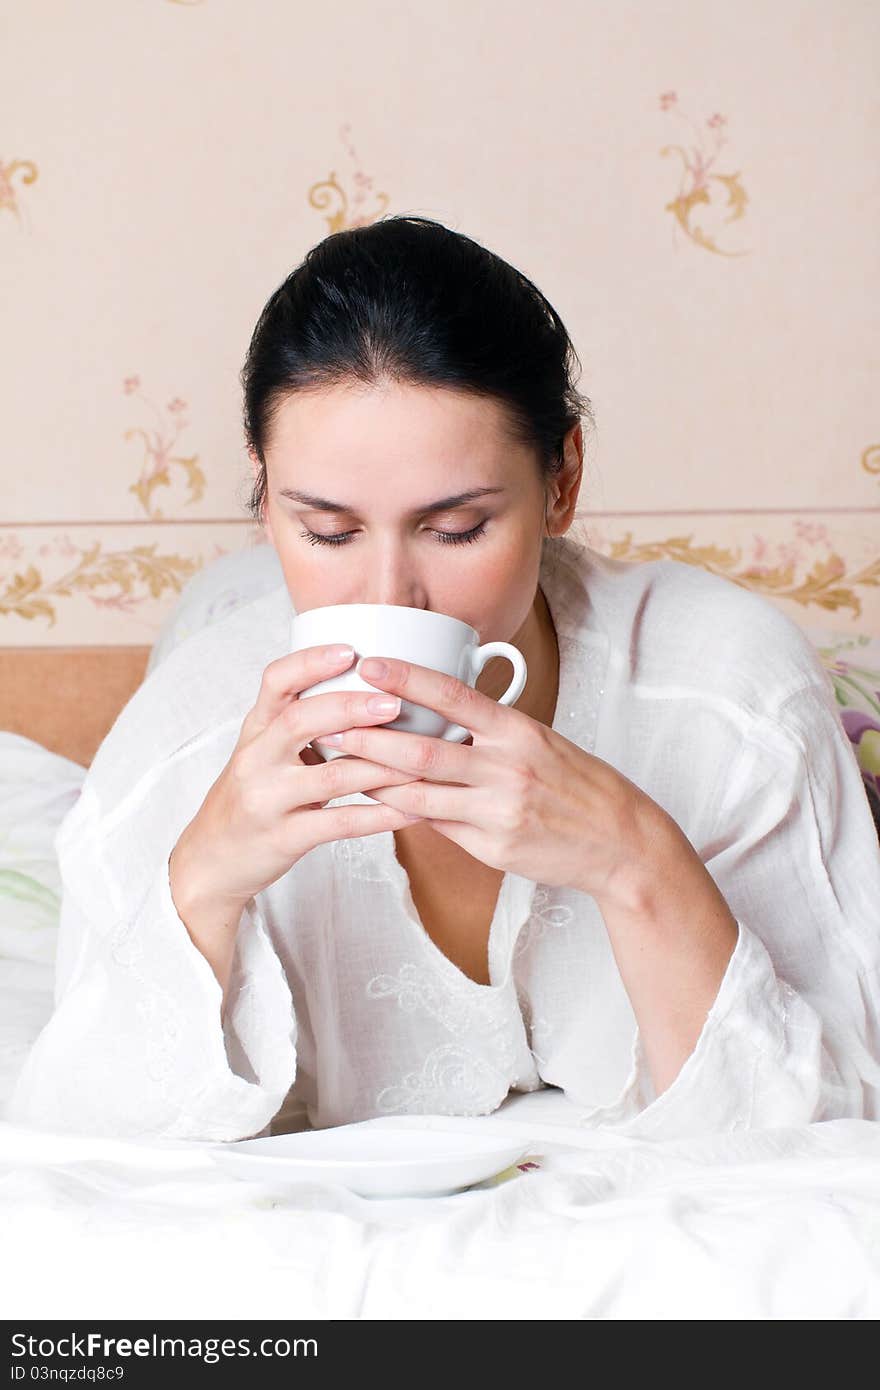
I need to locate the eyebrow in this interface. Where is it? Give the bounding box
[277,486,505,515]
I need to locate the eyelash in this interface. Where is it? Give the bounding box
[298,521,488,549]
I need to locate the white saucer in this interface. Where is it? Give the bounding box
[207,1114,533,1198]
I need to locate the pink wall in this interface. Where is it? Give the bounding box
[2,0,877,646]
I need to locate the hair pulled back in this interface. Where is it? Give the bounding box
[240,215,594,524]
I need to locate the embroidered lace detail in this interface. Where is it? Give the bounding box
[110,916,142,968]
[135,989,184,1083]
[513,979,553,1070]
[365,961,513,1039]
[556,631,606,754]
[513,885,574,958]
[107,871,277,1102]
[512,888,579,1070]
[109,896,189,1086]
[373,1042,513,1115]
[366,959,525,1113]
[331,831,393,883]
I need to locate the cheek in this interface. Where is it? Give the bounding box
[272,545,330,613]
[456,551,536,639]
[484,533,535,592]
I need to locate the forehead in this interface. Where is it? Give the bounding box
[266,382,518,461]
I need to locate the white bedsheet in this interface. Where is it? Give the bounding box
[2,1085,880,1319]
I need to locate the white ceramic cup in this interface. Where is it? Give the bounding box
[290,603,528,780]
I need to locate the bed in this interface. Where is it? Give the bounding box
[2,543,879,1320]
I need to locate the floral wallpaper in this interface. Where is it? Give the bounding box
[1,0,877,644]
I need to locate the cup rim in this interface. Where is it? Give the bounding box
[290,602,477,639]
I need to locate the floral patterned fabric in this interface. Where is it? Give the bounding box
[812,634,880,839]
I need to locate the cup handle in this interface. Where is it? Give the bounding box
[441,641,528,743]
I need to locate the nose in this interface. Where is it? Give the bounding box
[365,543,428,610]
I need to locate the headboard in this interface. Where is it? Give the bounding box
[0,647,152,769]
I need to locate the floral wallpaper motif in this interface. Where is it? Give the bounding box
[660,92,749,256]
[1,9,876,646]
[0,534,201,628]
[308,123,390,233]
[0,157,37,226]
[122,376,205,519]
[0,124,399,632]
[585,514,880,622]
[863,445,880,483]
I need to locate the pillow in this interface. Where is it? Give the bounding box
[146,539,284,677]
[0,733,87,1108]
[0,734,85,966]
[802,627,880,839]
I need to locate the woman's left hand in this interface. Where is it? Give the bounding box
[321,656,663,902]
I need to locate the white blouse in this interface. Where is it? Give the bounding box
[6,534,880,1142]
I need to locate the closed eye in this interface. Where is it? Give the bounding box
[299,521,488,548]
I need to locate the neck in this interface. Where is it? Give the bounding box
[476,584,559,729]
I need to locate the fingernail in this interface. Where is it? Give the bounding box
[367,695,400,714]
[358,657,389,679]
[328,645,355,663]
[322,733,344,744]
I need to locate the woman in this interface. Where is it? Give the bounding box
[7,216,880,1140]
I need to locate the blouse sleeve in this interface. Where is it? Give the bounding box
[584,680,880,1138]
[3,783,298,1143]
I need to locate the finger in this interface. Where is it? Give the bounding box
[320,724,477,785]
[355,656,503,741]
[367,780,473,824]
[264,687,404,764]
[295,754,418,810]
[244,644,357,740]
[294,799,423,853]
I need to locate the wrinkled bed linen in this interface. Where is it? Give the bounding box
[2,1088,879,1319]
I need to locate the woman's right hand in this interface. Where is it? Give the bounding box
[170,643,420,911]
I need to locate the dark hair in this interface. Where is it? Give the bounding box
[240,215,594,525]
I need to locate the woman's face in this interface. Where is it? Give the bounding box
[253,381,575,648]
